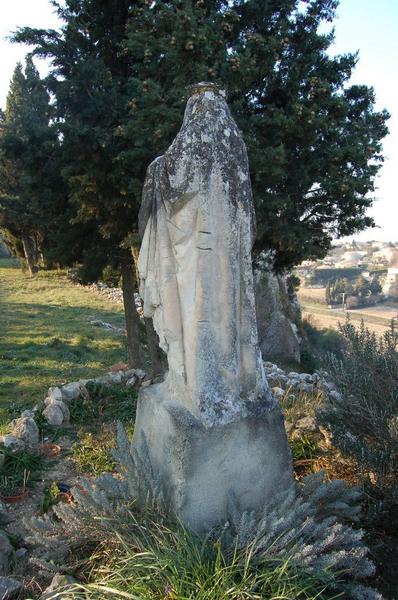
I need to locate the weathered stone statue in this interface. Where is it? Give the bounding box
[134,82,292,530]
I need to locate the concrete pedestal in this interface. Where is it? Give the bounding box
[133,382,292,532]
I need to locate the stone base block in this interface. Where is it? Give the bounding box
[133,382,292,532]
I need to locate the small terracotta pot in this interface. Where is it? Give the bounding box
[39,443,61,458]
[56,491,73,504]
[1,489,29,504]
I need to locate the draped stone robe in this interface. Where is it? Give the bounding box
[138,84,273,426]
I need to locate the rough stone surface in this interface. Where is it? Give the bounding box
[0,500,11,525]
[40,574,76,599]
[43,399,70,426]
[44,398,70,421]
[271,386,285,400]
[296,416,317,431]
[1,435,25,452]
[9,416,39,450]
[60,381,86,401]
[0,577,21,599]
[47,386,63,402]
[134,382,292,532]
[135,83,292,529]
[0,530,13,574]
[138,82,273,425]
[255,267,301,363]
[126,375,137,388]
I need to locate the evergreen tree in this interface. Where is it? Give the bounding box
[12,0,389,365]
[325,280,332,305]
[370,276,382,296]
[354,275,371,298]
[0,58,62,274]
[122,0,389,270]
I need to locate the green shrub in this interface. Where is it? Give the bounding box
[101,265,121,288]
[303,318,345,359]
[67,514,346,600]
[69,382,138,427]
[71,429,116,476]
[39,482,62,514]
[299,345,319,373]
[290,433,319,461]
[27,425,381,599]
[318,318,398,524]
[0,447,46,494]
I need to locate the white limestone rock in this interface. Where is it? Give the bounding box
[47,386,63,401]
[255,268,301,363]
[125,375,137,388]
[329,390,343,403]
[43,399,70,426]
[43,404,63,426]
[60,381,87,401]
[1,435,25,452]
[40,574,76,599]
[134,381,292,532]
[9,416,39,450]
[296,416,317,432]
[271,386,285,400]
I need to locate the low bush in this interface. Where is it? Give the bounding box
[290,433,319,462]
[318,319,398,525]
[68,514,350,600]
[0,447,46,495]
[27,425,381,599]
[303,318,345,359]
[71,429,116,476]
[69,382,138,427]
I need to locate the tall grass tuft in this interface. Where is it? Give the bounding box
[59,511,347,600]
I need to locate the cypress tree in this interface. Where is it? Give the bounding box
[0,57,63,274]
[12,0,389,366]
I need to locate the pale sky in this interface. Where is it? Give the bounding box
[0,0,397,242]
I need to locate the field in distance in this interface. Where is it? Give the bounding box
[298,286,398,336]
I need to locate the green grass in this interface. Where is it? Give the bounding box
[69,512,342,600]
[0,258,128,427]
[0,446,48,495]
[69,381,138,427]
[71,428,116,476]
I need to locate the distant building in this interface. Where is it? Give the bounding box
[383,267,398,298]
[373,247,398,264]
[335,251,366,268]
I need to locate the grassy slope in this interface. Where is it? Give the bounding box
[0,258,127,427]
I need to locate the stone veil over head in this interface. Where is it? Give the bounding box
[138,81,275,426]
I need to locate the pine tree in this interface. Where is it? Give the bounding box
[0,58,62,274]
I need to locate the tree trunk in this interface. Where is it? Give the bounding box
[131,244,165,377]
[144,316,164,378]
[120,258,141,369]
[21,235,39,275]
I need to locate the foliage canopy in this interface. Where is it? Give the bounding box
[12,0,389,272]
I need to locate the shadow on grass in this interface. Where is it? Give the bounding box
[0,301,137,423]
[0,257,19,269]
